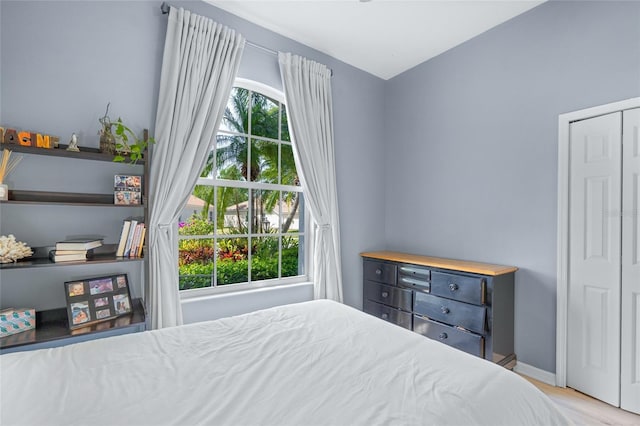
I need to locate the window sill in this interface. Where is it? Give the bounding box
[180,280,313,303]
[180,281,314,324]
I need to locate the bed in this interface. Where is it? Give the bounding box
[0,299,570,425]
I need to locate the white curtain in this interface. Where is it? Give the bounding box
[278,52,343,302]
[148,7,244,328]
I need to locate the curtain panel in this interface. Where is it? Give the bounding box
[148,7,245,328]
[278,52,343,302]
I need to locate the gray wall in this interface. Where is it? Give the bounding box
[384,0,640,372]
[0,1,386,316]
[4,0,638,374]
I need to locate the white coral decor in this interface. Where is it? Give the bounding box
[0,234,33,263]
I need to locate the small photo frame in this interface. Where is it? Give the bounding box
[65,273,133,330]
[113,294,131,315]
[114,175,142,205]
[94,297,109,308]
[96,309,111,319]
[70,301,91,326]
[68,282,85,297]
[89,277,113,295]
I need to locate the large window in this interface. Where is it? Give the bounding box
[178,81,306,292]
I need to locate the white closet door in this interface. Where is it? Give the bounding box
[621,107,640,414]
[568,112,622,406]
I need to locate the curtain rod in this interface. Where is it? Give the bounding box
[160,2,333,76]
[160,2,276,56]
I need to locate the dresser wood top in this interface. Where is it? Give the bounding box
[360,251,518,276]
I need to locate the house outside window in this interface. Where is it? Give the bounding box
[178,79,307,293]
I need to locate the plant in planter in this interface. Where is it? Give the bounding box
[98,103,155,164]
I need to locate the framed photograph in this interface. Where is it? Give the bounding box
[114,175,142,205]
[68,282,85,297]
[64,274,133,330]
[70,301,91,326]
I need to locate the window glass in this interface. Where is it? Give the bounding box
[178,82,305,292]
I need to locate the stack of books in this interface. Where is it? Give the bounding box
[116,220,146,258]
[49,238,103,262]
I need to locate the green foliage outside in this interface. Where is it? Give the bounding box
[178,215,214,236]
[177,87,303,291]
[198,88,300,233]
[178,214,300,291]
[178,247,300,291]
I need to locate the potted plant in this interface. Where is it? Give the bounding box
[99,103,155,164]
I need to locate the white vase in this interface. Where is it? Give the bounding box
[0,183,7,201]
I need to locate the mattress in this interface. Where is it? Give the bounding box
[0,299,570,425]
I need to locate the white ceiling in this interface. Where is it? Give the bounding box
[207,0,545,80]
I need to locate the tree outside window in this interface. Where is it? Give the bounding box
[178,84,305,291]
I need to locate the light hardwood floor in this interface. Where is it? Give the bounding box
[522,376,640,425]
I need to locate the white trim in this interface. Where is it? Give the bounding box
[195,177,304,193]
[558,97,640,123]
[235,77,284,103]
[556,111,570,388]
[556,97,640,388]
[217,129,293,147]
[180,280,313,301]
[514,362,557,386]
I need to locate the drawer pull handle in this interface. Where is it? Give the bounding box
[441,306,450,314]
[381,291,389,298]
[375,269,382,275]
[400,277,430,290]
[381,313,389,320]
[449,283,459,292]
[439,332,448,340]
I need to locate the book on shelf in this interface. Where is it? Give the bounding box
[116,220,145,258]
[123,220,138,257]
[129,222,146,258]
[55,238,103,251]
[54,249,88,256]
[136,226,146,258]
[49,250,91,262]
[128,223,143,258]
[116,220,132,257]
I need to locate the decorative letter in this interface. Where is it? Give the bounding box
[50,136,60,148]
[35,133,52,148]
[4,129,18,144]
[18,131,32,146]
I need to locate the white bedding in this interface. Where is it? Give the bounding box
[0,300,570,426]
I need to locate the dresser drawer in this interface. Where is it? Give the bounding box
[398,264,430,292]
[413,316,484,358]
[364,280,412,312]
[431,271,486,305]
[363,260,397,285]
[413,292,486,334]
[364,300,413,330]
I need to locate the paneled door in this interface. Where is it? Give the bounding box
[621,108,640,414]
[567,112,622,406]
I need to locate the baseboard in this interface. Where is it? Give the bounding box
[514,361,556,386]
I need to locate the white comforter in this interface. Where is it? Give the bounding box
[0,300,570,426]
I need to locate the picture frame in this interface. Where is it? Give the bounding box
[64,273,133,329]
[114,174,142,205]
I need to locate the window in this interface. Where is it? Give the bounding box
[178,80,306,292]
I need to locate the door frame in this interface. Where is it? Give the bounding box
[556,97,640,387]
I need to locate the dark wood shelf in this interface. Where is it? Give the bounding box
[2,190,145,206]
[3,143,145,165]
[1,134,150,353]
[0,298,146,351]
[0,249,144,270]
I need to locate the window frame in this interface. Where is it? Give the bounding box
[179,78,312,298]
